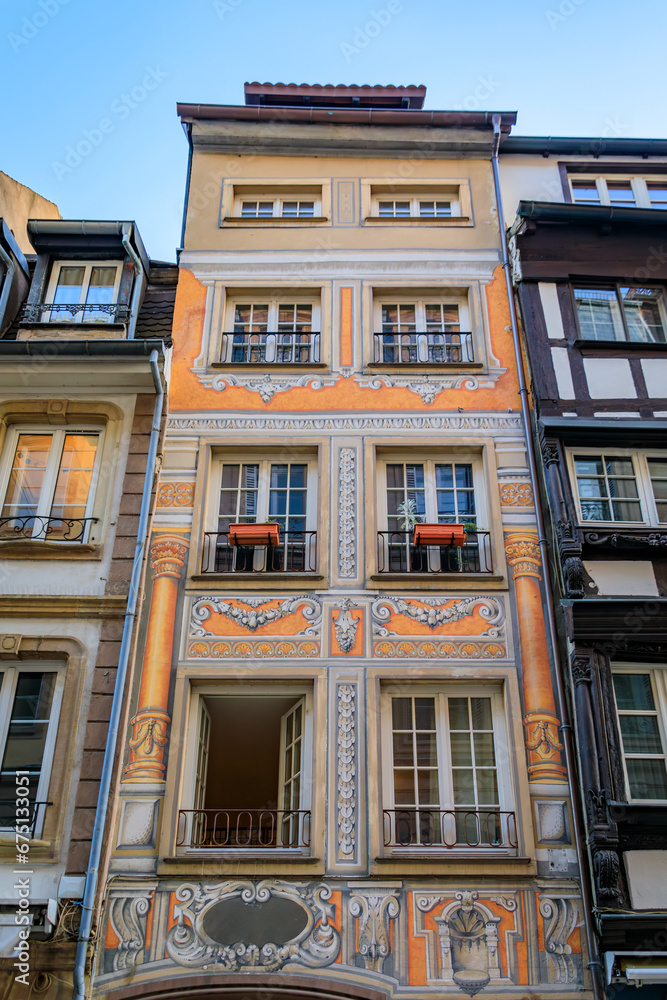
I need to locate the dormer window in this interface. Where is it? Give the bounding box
[45,261,123,323]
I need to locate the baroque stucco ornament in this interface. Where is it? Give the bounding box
[333,599,360,653]
[355,373,480,404]
[349,891,399,974]
[190,595,322,636]
[166,880,340,972]
[372,596,505,636]
[199,371,337,401]
[336,683,357,861]
[338,448,356,578]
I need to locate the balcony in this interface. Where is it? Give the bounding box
[21,303,130,324]
[376,530,493,574]
[0,515,98,542]
[373,331,474,364]
[383,808,518,851]
[176,808,311,851]
[222,332,321,364]
[201,530,318,574]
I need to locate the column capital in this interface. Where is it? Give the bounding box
[150,534,189,580]
[505,532,542,580]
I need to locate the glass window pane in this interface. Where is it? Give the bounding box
[393,769,415,804]
[86,267,117,305]
[607,182,635,206]
[393,731,413,766]
[448,698,470,730]
[626,758,667,799]
[53,267,85,304]
[414,697,435,730]
[452,768,475,804]
[648,184,667,208]
[392,697,412,730]
[614,674,655,711]
[620,287,666,344]
[471,698,493,731]
[605,458,635,477]
[1,435,52,518]
[474,732,496,766]
[51,434,98,521]
[417,769,439,804]
[450,731,472,767]
[476,769,499,804]
[220,465,240,489]
[416,731,437,766]
[620,716,664,755]
[574,457,604,476]
[574,287,625,341]
[270,465,288,489]
[571,181,601,204]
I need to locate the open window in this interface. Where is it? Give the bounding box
[0,426,103,542]
[201,455,318,574]
[0,665,64,838]
[178,690,312,852]
[381,685,516,853]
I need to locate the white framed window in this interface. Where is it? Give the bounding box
[0,664,64,837]
[179,685,313,852]
[569,176,667,210]
[222,298,321,363]
[370,188,461,219]
[380,685,516,851]
[235,195,321,219]
[45,261,122,323]
[373,296,473,363]
[0,426,103,541]
[568,451,667,526]
[572,284,667,344]
[203,455,318,573]
[612,668,667,802]
[377,455,491,574]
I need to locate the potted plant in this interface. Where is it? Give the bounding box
[396,498,423,533]
[228,522,280,547]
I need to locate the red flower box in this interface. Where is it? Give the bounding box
[414,523,467,547]
[228,522,280,547]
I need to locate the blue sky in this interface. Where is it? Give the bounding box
[2,0,665,261]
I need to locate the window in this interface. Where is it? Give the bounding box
[0,665,64,836]
[202,456,318,573]
[569,451,667,526]
[569,175,667,210]
[0,428,101,541]
[573,285,667,343]
[231,190,322,219]
[178,689,312,851]
[373,297,473,363]
[381,687,516,851]
[377,457,491,574]
[370,186,462,220]
[240,198,315,218]
[45,261,122,323]
[221,299,320,364]
[612,670,667,802]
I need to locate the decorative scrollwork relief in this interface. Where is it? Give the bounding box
[338,448,356,578]
[354,373,481,404]
[190,595,322,636]
[166,880,340,972]
[348,891,399,974]
[156,482,195,508]
[169,415,524,433]
[333,599,359,653]
[336,683,356,862]
[109,895,151,971]
[499,482,534,507]
[538,895,579,984]
[197,372,338,401]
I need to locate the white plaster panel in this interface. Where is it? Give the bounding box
[583,358,636,399]
[583,561,658,597]
[539,283,566,340]
[641,359,667,398]
[625,851,667,909]
[551,347,576,399]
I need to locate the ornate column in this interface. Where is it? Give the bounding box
[505,531,567,783]
[123,533,189,782]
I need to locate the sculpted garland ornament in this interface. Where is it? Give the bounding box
[372,596,505,636]
[166,880,340,972]
[336,683,357,861]
[201,372,337,401]
[190,595,322,636]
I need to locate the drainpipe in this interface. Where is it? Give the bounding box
[73,349,164,1000]
[0,243,15,333]
[491,115,604,999]
[121,224,145,340]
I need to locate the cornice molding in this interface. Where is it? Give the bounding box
[0,595,128,617]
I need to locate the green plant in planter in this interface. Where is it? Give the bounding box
[462,521,485,534]
[396,498,424,531]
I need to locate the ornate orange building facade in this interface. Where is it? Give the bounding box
[93,84,591,1000]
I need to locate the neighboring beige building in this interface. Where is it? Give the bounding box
[0,171,60,254]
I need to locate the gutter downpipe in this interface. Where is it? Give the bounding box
[491,114,604,1000]
[73,349,164,1000]
[0,244,16,332]
[121,224,145,340]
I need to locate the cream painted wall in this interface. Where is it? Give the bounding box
[0,171,59,254]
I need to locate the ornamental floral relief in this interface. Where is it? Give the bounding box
[195,371,337,401]
[372,596,505,636]
[336,683,357,862]
[156,482,195,507]
[189,595,322,636]
[338,448,357,578]
[169,414,525,433]
[499,482,534,507]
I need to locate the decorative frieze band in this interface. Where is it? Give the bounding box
[168,414,524,432]
[336,682,357,864]
[338,448,357,578]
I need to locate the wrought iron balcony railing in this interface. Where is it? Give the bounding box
[0,800,52,837]
[374,331,474,364]
[376,529,492,574]
[22,303,130,324]
[176,808,311,850]
[223,332,321,364]
[201,530,317,574]
[0,515,98,542]
[383,808,518,850]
